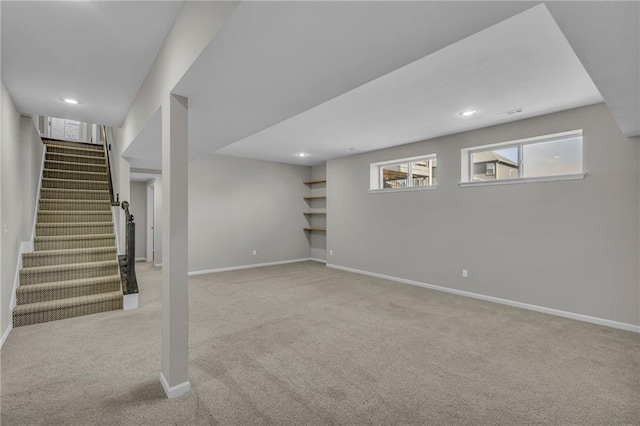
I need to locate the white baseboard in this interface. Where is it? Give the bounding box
[154,263,163,267]
[160,372,191,399]
[189,258,313,276]
[310,258,327,264]
[0,324,13,349]
[123,293,138,311]
[327,264,640,334]
[135,257,147,262]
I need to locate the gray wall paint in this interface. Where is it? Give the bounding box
[1,82,45,340]
[129,181,147,259]
[327,103,639,326]
[189,154,311,272]
[20,117,44,241]
[153,178,163,266]
[0,82,21,339]
[309,164,326,261]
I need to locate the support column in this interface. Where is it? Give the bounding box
[160,94,190,398]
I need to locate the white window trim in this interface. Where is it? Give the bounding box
[460,129,583,184]
[370,185,438,194]
[370,153,437,192]
[459,173,585,188]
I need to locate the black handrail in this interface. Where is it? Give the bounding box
[100,125,138,295]
[119,201,139,295]
[101,125,120,207]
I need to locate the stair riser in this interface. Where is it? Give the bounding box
[39,201,111,211]
[38,212,112,223]
[21,264,119,285]
[35,237,115,251]
[44,142,103,151]
[13,298,122,327]
[46,153,106,165]
[23,250,117,268]
[43,169,107,182]
[46,145,105,158]
[40,189,110,201]
[44,161,106,173]
[42,179,109,191]
[17,280,121,304]
[36,224,114,237]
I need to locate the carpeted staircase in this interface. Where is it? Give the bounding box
[13,139,123,327]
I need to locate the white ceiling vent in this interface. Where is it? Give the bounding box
[499,108,525,116]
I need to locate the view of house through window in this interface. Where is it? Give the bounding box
[466,131,583,183]
[382,163,409,188]
[372,155,437,191]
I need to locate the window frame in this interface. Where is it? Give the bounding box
[370,153,438,193]
[460,130,585,187]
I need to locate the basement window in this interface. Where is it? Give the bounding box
[370,154,437,192]
[460,130,585,187]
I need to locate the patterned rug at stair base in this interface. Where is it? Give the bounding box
[13,139,122,327]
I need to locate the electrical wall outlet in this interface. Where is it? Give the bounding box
[252,249,257,255]
[329,249,333,256]
[462,269,468,278]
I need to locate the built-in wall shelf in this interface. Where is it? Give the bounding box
[304,177,326,236]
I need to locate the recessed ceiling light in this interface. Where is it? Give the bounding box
[345,148,356,152]
[64,98,79,105]
[294,152,310,158]
[459,110,477,117]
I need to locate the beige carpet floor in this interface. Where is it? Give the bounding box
[1,261,639,425]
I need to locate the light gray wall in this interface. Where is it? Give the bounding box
[129,181,148,260]
[153,178,163,266]
[188,154,311,272]
[327,103,639,326]
[0,82,21,340]
[309,164,326,261]
[1,82,45,341]
[20,117,44,241]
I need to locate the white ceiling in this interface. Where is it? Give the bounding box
[1,1,183,126]
[166,0,636,168]
[175,1,539,157]
[2,1,636,170]
[217,5,603,165]
[131,172,161,183]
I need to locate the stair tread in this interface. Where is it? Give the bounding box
[37,222,113,227]
[43,138,103,148]
[13,291,122,315]
[21,260,119,273]
[41,188,109,193]
[39,210,111,214]
[40,198,111,203]
[24,246,116,258]
[35,234,114,241]
[43,177,108,183]
[45,144,105,153]
[45,152,106,163]
[17,275,121,293]
[45,159,106,166]
[44,168,107,175]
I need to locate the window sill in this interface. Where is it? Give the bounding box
[459,173,585,188]
[369,185,438,194]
